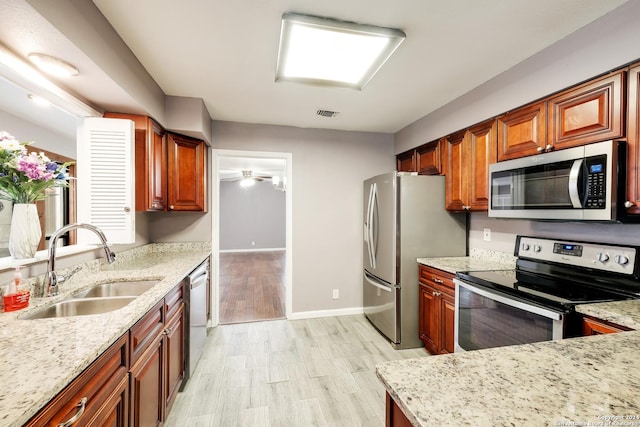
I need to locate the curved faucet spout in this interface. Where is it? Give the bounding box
[45,223,116,297]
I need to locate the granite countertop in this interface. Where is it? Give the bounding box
[377,300,640,426]
[417,248,516,274]
[0,242,211,427]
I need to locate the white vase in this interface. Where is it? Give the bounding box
[8,203,42,259]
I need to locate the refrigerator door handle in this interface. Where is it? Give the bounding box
[368,183,378,269]
[364,271,394,292]
[366,183,377,269]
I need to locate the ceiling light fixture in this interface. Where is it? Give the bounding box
[27,53,79,78]
[27,93,51,107]
[239,170,256,188]
[276,13,405,90]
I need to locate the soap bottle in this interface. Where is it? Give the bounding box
[6,266,21,295]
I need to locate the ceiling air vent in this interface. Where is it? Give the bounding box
[316,109,339,118]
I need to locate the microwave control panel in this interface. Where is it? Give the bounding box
[517,236,636,275]
[584,155,607,209]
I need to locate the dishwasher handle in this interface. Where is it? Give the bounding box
[190,273,208,290]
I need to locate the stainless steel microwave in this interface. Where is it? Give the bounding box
[488,140,625,221]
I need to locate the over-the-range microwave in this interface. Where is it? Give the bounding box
[488,140,627,222]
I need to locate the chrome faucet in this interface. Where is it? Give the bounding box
[45,223,117,297]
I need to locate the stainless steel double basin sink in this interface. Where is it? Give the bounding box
[24,280,159,320]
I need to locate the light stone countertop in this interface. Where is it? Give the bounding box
[417,248,516,274]
[376,300,640,427]
[0,242,211,427]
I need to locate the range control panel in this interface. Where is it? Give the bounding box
[516,236,637,275]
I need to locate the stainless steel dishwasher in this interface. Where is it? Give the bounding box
[187,259,209,378]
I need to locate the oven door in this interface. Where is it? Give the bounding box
[454,279,565,352]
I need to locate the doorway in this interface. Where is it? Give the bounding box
[212,150,292,326]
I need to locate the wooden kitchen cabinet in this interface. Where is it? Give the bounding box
[444,119,497,211]
[497,101,547,161]
[104,112,168,212]
[396,140,442,175]
[418,265,456,354]
[396,150,416,172]
[26,334,129,427]
[581,316,631,336]
[625,62,640,215]
[386,392,412,427]
[167,132,207,211]
[129,282,186,426]
[548,71,625,150]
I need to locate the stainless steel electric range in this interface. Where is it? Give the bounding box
[453,235,640,352]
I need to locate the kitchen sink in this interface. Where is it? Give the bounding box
[71,280,159,299]
[23,297,137,320]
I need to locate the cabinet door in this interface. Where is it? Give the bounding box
[130,333,164,427]
[416,140,441,175]
[167,133,207,211]
[165,306,185,414]
[396,150,416,172]
[418,283,440,355]
[440,292,456,354]
[497,101,547,161]
[89,374,129,427]
[626,63,640,215]
[147,119,168,211]
[467,120,497,211]
[444,131,467,211]
[548,71,625,150]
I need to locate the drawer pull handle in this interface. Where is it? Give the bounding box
[59,397,87,427]
[433,278,443,284]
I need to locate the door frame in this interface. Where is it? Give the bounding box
[210,149,293,326]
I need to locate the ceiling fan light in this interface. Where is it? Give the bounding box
[239,178,256,188]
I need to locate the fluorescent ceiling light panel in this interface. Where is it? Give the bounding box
[276,13,405,90]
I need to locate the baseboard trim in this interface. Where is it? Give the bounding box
[288,307,364,320]
[219,248,286,253]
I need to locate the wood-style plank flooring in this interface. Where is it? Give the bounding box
[219,251,286,324]
[166,315,428,426]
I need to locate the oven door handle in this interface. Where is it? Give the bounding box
[454,279,563,321]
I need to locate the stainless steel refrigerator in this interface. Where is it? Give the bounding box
[363,172,467,349]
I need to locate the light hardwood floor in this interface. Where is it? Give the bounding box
[219,251,286,324]
[166,315,428,426]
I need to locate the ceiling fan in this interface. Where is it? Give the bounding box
[220,170,270,187]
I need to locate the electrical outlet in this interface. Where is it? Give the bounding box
[483,228,491,242]
[332,289,339,299]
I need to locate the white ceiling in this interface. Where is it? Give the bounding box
[91,0,628,134]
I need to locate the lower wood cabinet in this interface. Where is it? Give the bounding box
[418,265,456,355]
[28,281,187,427]
[386,392,412,427]
[26,334,130,427]
[581,315,631,336]
[130,282,186,426]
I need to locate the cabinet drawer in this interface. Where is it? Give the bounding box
[164,282,184,321]
[26,333,129,427]
[130,300,164,365]
[582,316,631,336]
[419,265,455,294]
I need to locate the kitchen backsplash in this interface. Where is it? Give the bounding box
[469,212,640,254]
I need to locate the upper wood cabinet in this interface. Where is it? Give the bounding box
[497,101,547,161]
[396,150,415,172]
[625,62,640,215]
[167,133,207,212]
[548,71,625,150]
[444,119,497,211]
[396,140,442,175]
[104,113,207,212]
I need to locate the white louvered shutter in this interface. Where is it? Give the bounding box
[77,117,135,244]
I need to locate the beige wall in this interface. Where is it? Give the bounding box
[211,121,394,314]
